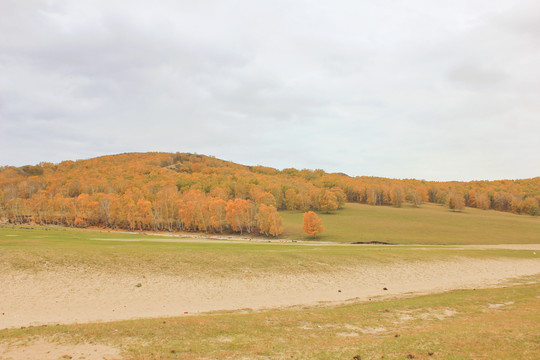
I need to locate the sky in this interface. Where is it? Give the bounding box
[1,0,539,181]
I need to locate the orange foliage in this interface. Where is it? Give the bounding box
[302,211,324,236]
[0,152,538,239]
[284,189,298,210]
[255,204,283,237]
[447,191,465,211]
[73,217,87,228]
[319,190,338,213]
[225,198,256,234]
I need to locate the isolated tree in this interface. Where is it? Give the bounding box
[302,211,324,236]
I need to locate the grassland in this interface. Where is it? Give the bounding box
[1,224,537,277]
[1,203,539,359]
[1,281,539,359]
[281,202,540,244]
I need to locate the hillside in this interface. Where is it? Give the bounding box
[282,202,540,244]
[0,152,538,237]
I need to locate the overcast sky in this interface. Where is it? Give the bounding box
[1,0,539,181]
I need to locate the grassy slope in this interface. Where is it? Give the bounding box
[281,202,540,244]
[1,281,539,359]
[0,225,537,276]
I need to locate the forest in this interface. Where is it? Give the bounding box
[0,152,538,236]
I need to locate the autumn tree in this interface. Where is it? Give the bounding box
[226,198,256,234]
[178,190,209,232]
[475,192,491,210]
[154,184,179,231]
[390,186,404,207]
[319,189,338,213]
[297,190,311,211]
[255,204,283,237]
[254,191,276,206]
[209,186,230,201]
[208,198,227,232]
[302,211,324,236]
[406,189,422,207]
[522,197,539,216]
[331,187,346,209]
[446,191,465,211]
[95,193,116,227]
[494,192,513,212]
[367,186,380,205]
[284,188,298,210]
[135,199,153,230]
[510,196,524,214]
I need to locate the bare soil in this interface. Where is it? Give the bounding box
[0,340,121,360]
[1,257,539,330]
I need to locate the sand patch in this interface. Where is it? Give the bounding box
[358,327,387,334]
[488,301,515,309]
[1,258,539,329]
[0,339,121,360]
[336,332,359,337]
[455,244,540,251]
[419,308,457,320]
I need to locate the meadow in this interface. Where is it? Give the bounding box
[281,202,540,244]
[0,221,537,277]
[1,203,539,359]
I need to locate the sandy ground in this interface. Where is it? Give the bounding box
[0,340,121,360]
[1,257,539,330]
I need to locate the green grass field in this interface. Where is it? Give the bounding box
[281,202,540,244]
[1,281,539,359]
[0,225,537,277]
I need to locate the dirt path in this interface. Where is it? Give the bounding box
[91,235,540,250]
[1,257,539,330]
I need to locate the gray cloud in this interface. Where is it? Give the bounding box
[1,0,539,181]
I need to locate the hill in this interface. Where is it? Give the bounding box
[0,152,538,237]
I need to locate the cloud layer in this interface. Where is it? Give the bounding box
[1,0,539,180]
